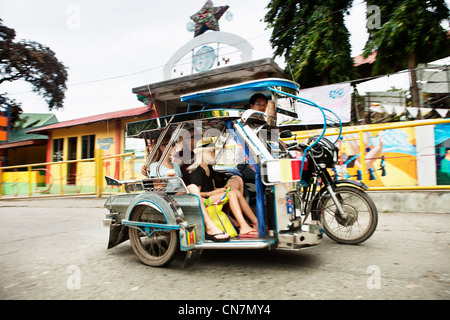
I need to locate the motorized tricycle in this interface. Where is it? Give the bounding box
[103,78,378,267]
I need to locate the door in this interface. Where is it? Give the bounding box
[67,137,77,185]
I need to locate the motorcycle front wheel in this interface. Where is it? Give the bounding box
[317,186,378,244]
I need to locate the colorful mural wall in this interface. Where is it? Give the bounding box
[435,123,450,185]
[293,119,450,188]
[335,127,418,187]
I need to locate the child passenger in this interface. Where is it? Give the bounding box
[188,138,258,238]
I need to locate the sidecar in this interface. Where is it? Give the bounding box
[103,78,324,267]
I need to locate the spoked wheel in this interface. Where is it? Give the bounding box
[128,204,178,267]
[319,186,378,244]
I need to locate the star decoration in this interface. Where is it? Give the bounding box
[190,0,229,37]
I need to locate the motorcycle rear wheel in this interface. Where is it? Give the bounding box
[318,186,378,244]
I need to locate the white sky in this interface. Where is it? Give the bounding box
[0,0,448,121]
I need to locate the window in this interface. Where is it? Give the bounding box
[53,138,64,162]
[125,136,146,160]
[81,134,95,159]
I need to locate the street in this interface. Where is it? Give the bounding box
[0,196,449,300]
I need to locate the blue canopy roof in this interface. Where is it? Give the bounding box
[180,78,300,106]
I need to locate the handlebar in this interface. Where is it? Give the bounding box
[268,86,343,180]
[286,141,308,151]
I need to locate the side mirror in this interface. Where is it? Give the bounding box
[280,130,293,139]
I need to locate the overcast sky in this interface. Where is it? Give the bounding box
[1,0,446,122]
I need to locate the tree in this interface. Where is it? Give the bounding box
[264,0,355,88]
[0,19,68,129]
[363,0,449,111]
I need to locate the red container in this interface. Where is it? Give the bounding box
[291,159,308,180]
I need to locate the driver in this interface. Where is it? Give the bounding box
[248,93,268,112]
[236,94,270,181]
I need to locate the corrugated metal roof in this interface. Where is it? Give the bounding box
[0,113,58,149]
[28,106,151,135]
[15,113,58,130]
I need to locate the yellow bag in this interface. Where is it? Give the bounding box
[204,189,237,237]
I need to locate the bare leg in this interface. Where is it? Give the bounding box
[226,191,257,235]
[225,176,257,225]
[186,184,229,240]
[226,175,243,195]
[235,191,258,226]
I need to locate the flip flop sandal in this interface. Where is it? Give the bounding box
[205,232,230,242]
[239,230,258,238]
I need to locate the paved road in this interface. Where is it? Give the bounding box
[0,196,449,300]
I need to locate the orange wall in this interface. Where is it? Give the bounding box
[0,116,8,127]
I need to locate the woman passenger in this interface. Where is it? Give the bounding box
[188,138,258,237]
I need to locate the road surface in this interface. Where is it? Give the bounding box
[0,196,448,300]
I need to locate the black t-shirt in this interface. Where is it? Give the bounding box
[189,165,226,192]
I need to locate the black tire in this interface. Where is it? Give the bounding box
[317,186,378,244]
[128,201,178,267]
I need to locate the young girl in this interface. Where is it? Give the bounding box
[188,138,258,237]
[148,138,183,191]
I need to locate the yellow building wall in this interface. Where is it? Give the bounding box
[1,171,45,195]
[46,114,149,190]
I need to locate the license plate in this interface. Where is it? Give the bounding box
[286,194,294,214]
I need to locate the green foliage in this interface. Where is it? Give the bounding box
[0,19,68,129]
[363,0,449,74]
[264,0,355,88]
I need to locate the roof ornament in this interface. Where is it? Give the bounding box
[189,0,229,37]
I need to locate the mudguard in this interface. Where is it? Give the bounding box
[105,193,140,249]
[123,193,179,224]
[107,224,129,249]
[333,179,368,190]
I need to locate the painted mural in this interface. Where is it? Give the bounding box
[335,127,418,187]
[435,123,450,185]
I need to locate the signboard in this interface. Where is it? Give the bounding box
[193,45,216,72]
[278,82,351,125]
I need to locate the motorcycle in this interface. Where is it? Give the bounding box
[281,131,378,244]
[103,78,378,267]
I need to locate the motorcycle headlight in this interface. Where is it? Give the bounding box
[308,136,339,168]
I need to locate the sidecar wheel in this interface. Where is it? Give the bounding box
[128,203,178,267]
